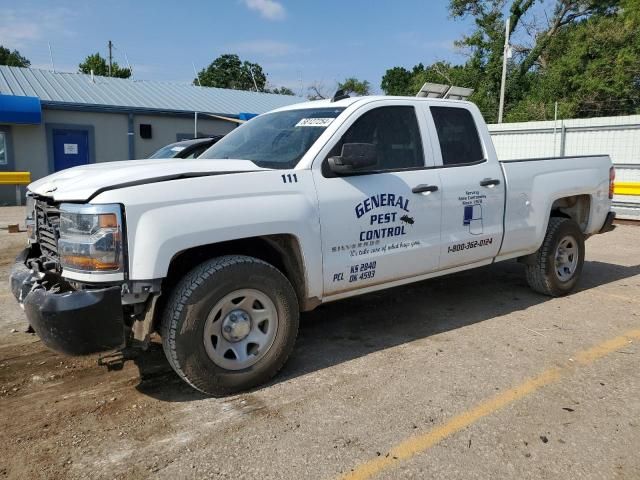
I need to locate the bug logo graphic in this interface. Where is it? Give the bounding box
[463,205,483,235]
[400,215,414,225]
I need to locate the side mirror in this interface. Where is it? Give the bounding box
[328,143,377,175]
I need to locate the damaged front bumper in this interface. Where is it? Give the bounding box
[9,247,126,355]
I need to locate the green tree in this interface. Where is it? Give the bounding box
[338,77,371,96]
[380,0,638,122]
[380,66,413,95]
[268,86,295,95]
[381,62,478,97]
[447,0,623,120]
[307,82,330,100]
[0,46,30,67]
[196,54,267,91]
[409,62,479,95]
[79,53,131,78]
[506,0,640,120]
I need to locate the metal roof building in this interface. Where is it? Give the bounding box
[0,66,304,204]
[0,66,302,116]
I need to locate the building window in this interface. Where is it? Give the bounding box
[0,132,7,165]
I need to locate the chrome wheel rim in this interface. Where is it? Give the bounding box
[203,289,278,370]
[555,235,579,282]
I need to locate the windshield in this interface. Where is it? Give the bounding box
[200,107,345,169]
[149,144,186,159]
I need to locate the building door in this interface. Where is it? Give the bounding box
[52,129,90,171]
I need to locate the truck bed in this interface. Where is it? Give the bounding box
[497,154,612,261]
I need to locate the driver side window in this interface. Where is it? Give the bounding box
[324,106,424,176]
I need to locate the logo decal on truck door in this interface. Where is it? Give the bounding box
[463,204,483,235]
[458,190,486,235]
[446,189,497,254]
[329,192,421,258]
[355,193,412,241]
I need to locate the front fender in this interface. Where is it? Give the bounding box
[93,170,323,299]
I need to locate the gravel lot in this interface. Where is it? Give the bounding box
[0,206,638,479]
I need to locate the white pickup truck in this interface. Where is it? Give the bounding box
[11,94,616,395]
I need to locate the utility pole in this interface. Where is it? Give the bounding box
[124,52,132,78]
[108,40,113,77]
[248,66,259,92]
[498,17,511,123]
[192,62,202,87]
[47,42,56,72]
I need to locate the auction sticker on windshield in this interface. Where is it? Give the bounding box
[295,118,335,127]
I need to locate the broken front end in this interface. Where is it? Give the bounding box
[10,197,157,355]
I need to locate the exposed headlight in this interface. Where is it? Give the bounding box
[58,204,124,272]
[25,194,36,242]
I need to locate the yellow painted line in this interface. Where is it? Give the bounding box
[0,171,31,185]
[574,330,640,364]
[339,328,640,480]
[614,181,640,196]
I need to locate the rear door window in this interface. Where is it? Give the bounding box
[430,107,484,166]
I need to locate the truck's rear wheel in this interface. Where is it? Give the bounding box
[161,255,299,396]
[525,217,585,297]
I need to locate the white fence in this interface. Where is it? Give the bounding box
[488,114,640,219]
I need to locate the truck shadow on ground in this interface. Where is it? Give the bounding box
[133,259,640,401]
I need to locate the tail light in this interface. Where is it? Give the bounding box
[609,166,615,199]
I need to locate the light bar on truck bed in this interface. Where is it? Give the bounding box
[416,82,474,100]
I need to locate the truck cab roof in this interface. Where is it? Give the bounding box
[271,95,475,113]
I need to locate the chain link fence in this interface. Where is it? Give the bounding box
[488,114,640,220]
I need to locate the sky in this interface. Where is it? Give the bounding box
[0,0,476,95]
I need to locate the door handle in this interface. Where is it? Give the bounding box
[412,184,439,194]
[480,178,501,187]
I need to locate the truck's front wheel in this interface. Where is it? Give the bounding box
[161,255,299,396]
[525,217,585,297]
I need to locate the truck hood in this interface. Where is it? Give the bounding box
[28,158,268,202]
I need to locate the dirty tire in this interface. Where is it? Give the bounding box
[526,217,585,297]
[160,255,299,396]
